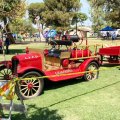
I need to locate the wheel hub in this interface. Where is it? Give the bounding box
[4,75,10,80]
[28,83,33,90]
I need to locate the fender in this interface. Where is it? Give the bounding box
[17,66,44,76]
[79,58,99,72]
[0,61,12,68]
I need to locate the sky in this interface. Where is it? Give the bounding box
[27,0,92,26]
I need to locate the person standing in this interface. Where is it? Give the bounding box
[106,31,110,39]
[5,35,10,54]
[112,32,116,41]
[43,30,49,45]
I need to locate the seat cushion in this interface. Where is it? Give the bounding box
[50,40,72,46]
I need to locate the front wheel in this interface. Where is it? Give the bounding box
[84,62,99,81]
[15,71,44,100]
[0,66,12,80]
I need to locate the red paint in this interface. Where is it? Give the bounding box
[71,49,91,58]
[26,47,29,54]
[99,46,120,65]
[10,47,99,82]
[44,49,49,55]
[28,83,33,90]
[99,46,120,56]
[62,59,69,67]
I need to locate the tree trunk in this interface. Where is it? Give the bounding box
[3,17,15,44]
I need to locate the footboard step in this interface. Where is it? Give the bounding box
[0,103,26,113]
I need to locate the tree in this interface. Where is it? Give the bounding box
[87,0,106,32]
[28,2,45,29]
[104,0,120,28]
[72,12,88,26]
[28,0,82,30]
[0,0,26,43]
[23,20,37,34]
[10,19,36,35]
[42,0,81,29]
[87,0,120,31]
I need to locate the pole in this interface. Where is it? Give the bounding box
[76,18,77,35]
[37,22,41,42]
[35,16,41,42]
[2,30,6,61]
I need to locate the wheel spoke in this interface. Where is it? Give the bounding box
[0,71,5,75]
[91,73,96,78]
[26,80,30,83]
[32,80,39,84]
[23,88,28,95]
[87,75,90,79]
[30,89,34,95]
[0,75,4,77]
[33,81,39,85]
[27,89,30,96]
[33,86,39,88]
[27,80,33,83]
[2,70,7,75]
[32,80,36,84]
[6,68,9,74]
[7,70,12,75]
[32,87,37,92]
[91,74,95,79]
[92,67,96,71]
[20,87,28,92]
[86,73,92,80]
[21,84,28,87]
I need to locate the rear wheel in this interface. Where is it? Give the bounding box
[84,62,99,81]
[16,71,44,100]
[0,66,12,80]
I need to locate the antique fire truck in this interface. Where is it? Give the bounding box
[0,35,100,99]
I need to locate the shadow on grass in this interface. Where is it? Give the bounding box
[102,64,120,68]
[8,49,25,54]
[101,64,120,70]
[44,77,85,90]
[12,104,63,120]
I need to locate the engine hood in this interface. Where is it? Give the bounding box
[12,53,41,61]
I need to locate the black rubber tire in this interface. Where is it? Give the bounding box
[84,62,99,81]
[0,65,12,80]
[15,71,44,100]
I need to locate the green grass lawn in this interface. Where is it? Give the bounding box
[0,39,120,120]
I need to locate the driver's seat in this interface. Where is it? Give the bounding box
[49,40,72,46]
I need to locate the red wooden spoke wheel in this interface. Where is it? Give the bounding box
[16,71,44,100]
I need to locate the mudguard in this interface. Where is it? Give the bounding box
[79,58,99,72]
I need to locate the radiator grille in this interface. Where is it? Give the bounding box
[12,58,19,74]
